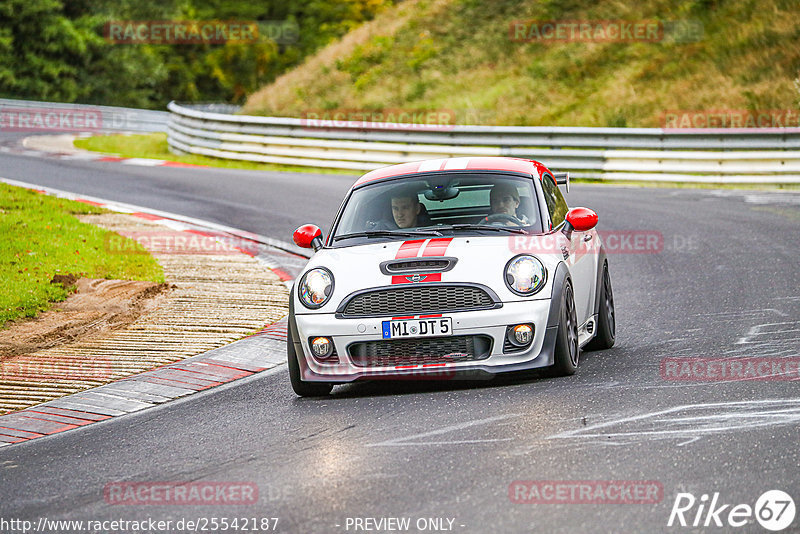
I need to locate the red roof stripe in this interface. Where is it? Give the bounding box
[353,157,547,187]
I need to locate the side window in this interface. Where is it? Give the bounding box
[541,174,568,228]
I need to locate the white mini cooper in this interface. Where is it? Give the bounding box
[287,157,615,396]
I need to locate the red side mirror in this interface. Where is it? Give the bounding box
[293,224,323,251]
[565,207,598,232]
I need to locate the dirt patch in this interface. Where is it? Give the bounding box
[50,273,79,289]
[0,278,173,358]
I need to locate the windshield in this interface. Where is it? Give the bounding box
[331,172,542,245]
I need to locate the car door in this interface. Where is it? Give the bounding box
[541,173,597,325]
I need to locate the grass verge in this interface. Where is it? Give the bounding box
[0,183,164,328]
[74,133,357,175]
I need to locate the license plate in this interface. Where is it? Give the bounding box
[382,317,452,339]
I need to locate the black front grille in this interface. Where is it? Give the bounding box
[340,285,496,317]
[348,335,492,367]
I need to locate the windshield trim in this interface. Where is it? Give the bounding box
[325,170,547,248]
[350,169,537,192]
[332,229,445,243]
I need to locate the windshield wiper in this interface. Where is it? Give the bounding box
[333,229,443,242]
[439,224,530,235]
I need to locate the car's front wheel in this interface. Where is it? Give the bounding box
[287,320,333,397]
[549,280,580,376]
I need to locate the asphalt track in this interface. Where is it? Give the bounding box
[1,138,799,533]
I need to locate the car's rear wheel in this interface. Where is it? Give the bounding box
[585,262,615,351]
[549,281,580,376]
[288,320,333,397]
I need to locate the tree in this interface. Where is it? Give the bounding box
[0,0,397,107]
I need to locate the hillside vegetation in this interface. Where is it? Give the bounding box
[243,0,800,127]
[0,0,396,107]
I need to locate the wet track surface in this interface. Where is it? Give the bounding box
[1,139,799,533]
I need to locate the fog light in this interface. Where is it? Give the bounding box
[513,324,533,345]
[311,337,333,358]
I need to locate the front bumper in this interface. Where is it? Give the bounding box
[291,300,556,382]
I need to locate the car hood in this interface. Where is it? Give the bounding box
[294,234,569,314]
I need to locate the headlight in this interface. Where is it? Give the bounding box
[504,255,546,295]
[298,268,334,309]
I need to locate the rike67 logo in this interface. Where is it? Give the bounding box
[668,490,796,531]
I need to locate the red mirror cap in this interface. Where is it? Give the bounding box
[293,224,322,248]
[566,207,598,232]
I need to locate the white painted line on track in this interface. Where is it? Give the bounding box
[365,414,522,447]
[546,398,800,445]
[121,158,168,166]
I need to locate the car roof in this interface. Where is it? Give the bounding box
[352,157,551,188]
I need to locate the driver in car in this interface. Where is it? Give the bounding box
[391,193,422,228]
[366,188,428,230]
[486,183,529,225]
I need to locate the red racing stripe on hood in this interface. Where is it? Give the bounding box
[395,239,427,259]
[390,238,453,284]
[391,239,426,285]
[421,238,453,257]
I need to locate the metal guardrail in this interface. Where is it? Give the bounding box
[167,101,800,182]
[0,98,169,133]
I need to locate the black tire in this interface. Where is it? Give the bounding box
[549,281,580,376]
[584,262,615,351]
[287,319,333,397]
